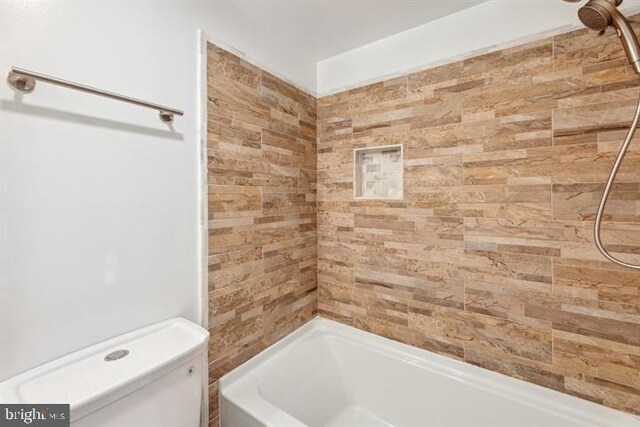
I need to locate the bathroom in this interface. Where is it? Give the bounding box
[1,0,639,426]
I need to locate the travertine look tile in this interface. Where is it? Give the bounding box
[207,43,317,424]
[208,17,640,423]
[317,16,640,416]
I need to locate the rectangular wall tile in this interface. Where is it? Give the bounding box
[317,17,640,416]
[207,43,317,424]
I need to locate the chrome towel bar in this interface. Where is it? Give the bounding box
[7,66,184,123]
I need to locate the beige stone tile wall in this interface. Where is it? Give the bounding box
[206,43,317,425]
[208,18,640,423]
[317,20,640,415]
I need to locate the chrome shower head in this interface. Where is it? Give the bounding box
[565,0,640,74]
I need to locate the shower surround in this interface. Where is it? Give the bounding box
[317,21,639,415]
[206,43,317,425]
[208,18,640,425]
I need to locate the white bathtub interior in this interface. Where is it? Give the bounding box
[221,318,639,427]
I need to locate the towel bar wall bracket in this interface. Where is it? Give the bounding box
[6,67,183,123]
[7,71,36,94]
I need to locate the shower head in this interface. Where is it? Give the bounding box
[577,0,623,31]
[579,1,614,31]
[565,0,640,74]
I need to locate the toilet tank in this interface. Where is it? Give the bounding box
[0,318,209,427]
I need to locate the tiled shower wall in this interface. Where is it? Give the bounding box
[317,21,640,415]
[206,43,317,425]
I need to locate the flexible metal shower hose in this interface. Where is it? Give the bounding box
[593,90,640,269]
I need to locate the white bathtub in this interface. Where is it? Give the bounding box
[220,317,639,427]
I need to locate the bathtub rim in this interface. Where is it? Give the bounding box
[219,316,640,427]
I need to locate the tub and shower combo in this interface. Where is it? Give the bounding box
[220,0,640,426]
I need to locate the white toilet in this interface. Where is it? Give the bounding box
[0,318,209,426]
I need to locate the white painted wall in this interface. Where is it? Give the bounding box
[0,0,316,381]
[317,0,640,96]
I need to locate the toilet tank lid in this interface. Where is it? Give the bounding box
[0,318,209,416]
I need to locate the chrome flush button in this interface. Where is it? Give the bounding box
[104,349,129,361]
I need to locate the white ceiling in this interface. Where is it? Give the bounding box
[229,0,490,60]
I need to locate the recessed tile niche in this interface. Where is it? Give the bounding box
[354,145,403,200]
